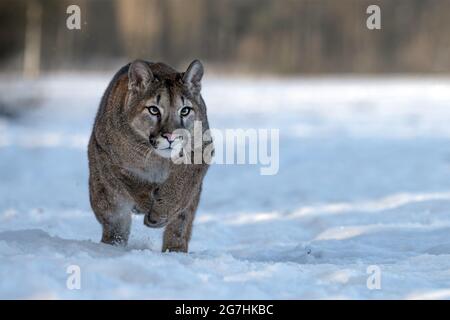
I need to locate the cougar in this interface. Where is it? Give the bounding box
[88,59,213,252]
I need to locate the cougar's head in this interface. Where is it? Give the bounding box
[125,59,204,159]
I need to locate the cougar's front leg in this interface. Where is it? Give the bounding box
[101,211,132,246]
[162,193,200,253]
[90,175,132,246]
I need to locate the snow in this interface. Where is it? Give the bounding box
[1,74,450,299]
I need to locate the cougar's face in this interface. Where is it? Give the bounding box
[126,60,203,159]
[130,88,196,159]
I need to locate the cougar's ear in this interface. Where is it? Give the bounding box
[183,59,203,95]
[128,60,154,92]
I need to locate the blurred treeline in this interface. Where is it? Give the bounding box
[1,0,450,75]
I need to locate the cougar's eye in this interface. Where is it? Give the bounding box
[147,106,160,116]
[180,106,192,117]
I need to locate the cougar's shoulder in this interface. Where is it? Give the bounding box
[91,63,131,148]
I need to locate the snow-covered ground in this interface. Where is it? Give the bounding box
[1,74,450,299]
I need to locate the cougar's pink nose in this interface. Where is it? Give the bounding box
[162,133,176,142]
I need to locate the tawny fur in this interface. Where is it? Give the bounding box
[88,59,212,252]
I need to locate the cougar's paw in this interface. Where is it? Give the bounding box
[101,234,128,246]
[162,239,188,253]
[131,205,146,215]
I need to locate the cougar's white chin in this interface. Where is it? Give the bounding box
[155,145,183,159]
[154,147,174,158]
